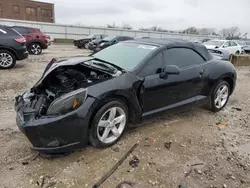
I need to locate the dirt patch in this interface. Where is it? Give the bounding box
[0,44,250,188]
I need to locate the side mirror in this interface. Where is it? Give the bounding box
[112,40,118,44]
[159,65,180,79]
[222,45,228,48]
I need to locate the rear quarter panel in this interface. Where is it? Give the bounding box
[0,27,26,57]
[200,59,236,96]
[26,31,47,48]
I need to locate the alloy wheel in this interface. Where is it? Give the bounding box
[31,44,42,55]
[97,107,126,144]
[84,43,88,49]
[0,53,13,68]
[214,85,229,109]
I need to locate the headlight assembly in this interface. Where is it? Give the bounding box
[46,88,87,115]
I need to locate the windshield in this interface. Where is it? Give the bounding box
[103,36,116,41]
[92,42,158,70]
[86,34,95,38]
[203,40,224,46]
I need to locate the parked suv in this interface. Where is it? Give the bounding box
[0,25,28,69]
[12,26,49,55]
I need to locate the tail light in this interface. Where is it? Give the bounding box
[14,38,26,43]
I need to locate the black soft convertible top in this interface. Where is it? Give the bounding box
[133,38,213,61]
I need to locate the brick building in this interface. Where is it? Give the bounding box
[0,0,54,23]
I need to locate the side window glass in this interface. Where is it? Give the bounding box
[230,41,237,46]
[139,52,165,76]
[95,35,101,39]
[116,37,122,41]
[163,48,205,68]
[27,28,34,33]
[13,27,28,34]
[224,41,230,47]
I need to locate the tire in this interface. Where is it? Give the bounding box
[235,51,240,54]
[29,43,42,55]
[84,42,89,49]
[79,41,85,49]
[0,50,16,69]
[209,81,230,112]
[89,100,128,148]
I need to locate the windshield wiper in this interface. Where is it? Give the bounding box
[92,61,116,72]
[83,58,117,73]
[92,57,125,72]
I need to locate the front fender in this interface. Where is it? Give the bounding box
[87,73,144,123]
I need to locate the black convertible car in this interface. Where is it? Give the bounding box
[15,38,237,155]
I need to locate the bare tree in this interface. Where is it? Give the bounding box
[149,26,158,31]
[219,27,240,39]
[198,28,215,35]
[107,22,118,28]
[183,27,199,34]
[122,23,133,30]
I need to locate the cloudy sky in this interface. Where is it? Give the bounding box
[38,0,250,35]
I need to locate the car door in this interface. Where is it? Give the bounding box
[140,48,204,114]
[162,48,206,104]
[230,41,240,54]
[223,41,235,54]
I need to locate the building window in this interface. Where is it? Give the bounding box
[13,5,20,13]
[42,9,52,17]
[26,7,36,15]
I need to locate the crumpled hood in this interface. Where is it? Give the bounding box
[34,56,94,87]
[204,45,221,49]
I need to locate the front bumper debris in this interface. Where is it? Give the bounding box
[15,94,95,154]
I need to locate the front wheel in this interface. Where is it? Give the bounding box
[89,100,128,148]
[210,81,230,112]
[29,43,42,55]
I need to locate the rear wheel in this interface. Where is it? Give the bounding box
[210,81,230,112]
[0,50,16,69]
[29,43,42,55]
[89,100,128,148]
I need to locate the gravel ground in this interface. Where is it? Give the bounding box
[0,44,249,188]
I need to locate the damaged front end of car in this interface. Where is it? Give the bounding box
[14,57,121,154]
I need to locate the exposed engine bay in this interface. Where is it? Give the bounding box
[16,64,113,118]
[35,64,112,98]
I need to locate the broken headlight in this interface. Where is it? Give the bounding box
[46,88,87,115]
